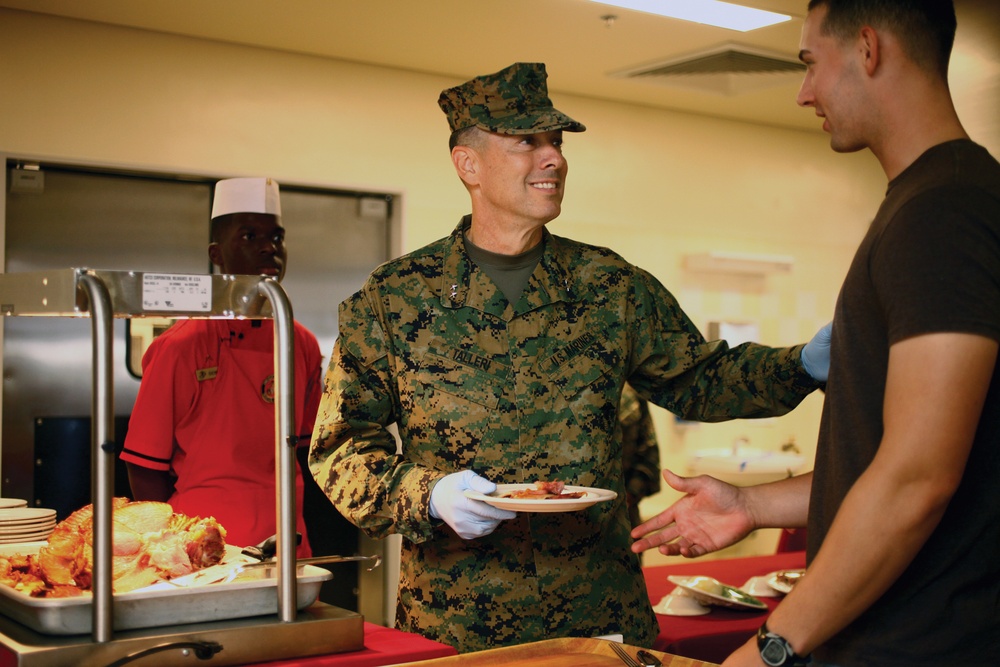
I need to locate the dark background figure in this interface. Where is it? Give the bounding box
[619,383,661,529]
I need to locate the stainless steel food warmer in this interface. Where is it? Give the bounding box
[0,269,364,666]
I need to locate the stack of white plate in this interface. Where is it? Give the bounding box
[0,506,57,544]
[0,498,28,510]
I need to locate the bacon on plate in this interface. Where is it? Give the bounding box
[501,481,587,499]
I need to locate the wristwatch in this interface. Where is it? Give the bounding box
[757,621,810,666]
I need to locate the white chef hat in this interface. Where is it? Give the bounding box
[211,177,281,219]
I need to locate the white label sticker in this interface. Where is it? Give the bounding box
[142,274,212,312]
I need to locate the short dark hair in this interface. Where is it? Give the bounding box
[808,0,956,78]
[449,125,486,151]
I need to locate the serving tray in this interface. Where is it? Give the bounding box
[399,637,716,666]
[0,543,332,635]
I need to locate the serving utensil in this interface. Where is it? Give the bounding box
[609,642,641,667]
[167,553,381,587]
[637,649,662,667]
[241,532,299,561]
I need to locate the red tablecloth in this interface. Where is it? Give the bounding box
[247,622,457,666]
[644,551,806,665]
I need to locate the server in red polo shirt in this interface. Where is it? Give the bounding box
[122,177,322,557]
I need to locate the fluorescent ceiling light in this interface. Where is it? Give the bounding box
[591,0,791,32]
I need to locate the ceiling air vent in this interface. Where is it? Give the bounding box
[613,43,805,96]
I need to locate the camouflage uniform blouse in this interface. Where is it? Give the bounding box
[310,217,818,653]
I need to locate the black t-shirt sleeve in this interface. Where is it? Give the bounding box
[871,186,1000,345]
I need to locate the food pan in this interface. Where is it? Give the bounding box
[0,543,332,635]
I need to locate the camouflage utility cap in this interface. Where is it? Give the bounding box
[438,62,586,135]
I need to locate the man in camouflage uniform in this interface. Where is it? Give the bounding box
[310,62,829,653]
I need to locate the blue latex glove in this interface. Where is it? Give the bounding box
[429,470,517,540]
[801,321,832,382]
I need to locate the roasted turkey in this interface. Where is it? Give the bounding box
[1,498,226,597]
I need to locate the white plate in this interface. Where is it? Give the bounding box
[0,522,55,534]
[0,519,55,532]
[0,527,54,536]
[464,484,617,513]
[0,516,55,526]
[0,499,28,509]
[0,508,57,524]
[0,532,55,542]
[766,569,806,595]
[0,532,53,544]
[667,575,767,611]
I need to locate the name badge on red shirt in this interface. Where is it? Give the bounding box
[196,367,218,382]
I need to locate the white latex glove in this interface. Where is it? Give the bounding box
[801,320,833,382]
[429,470,516,540]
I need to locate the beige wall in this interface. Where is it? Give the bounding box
[1,9,890,555]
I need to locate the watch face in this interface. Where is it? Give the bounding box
[760,637,788,666]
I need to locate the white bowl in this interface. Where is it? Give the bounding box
[653,590,711,616]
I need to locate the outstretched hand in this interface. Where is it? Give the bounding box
[630,469,754,558]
